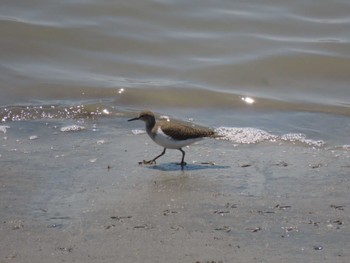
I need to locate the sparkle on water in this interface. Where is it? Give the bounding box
[241,97,255,104]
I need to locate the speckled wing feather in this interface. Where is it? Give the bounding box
[157,121,215,140]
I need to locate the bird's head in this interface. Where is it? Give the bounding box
[128,111,155,123]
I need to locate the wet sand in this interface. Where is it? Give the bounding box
[1,120,349,263]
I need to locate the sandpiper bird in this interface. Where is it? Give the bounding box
[128,111,218,167]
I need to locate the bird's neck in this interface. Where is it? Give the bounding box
[145,118,156,138]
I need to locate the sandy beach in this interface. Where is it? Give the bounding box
[1,119,349,263]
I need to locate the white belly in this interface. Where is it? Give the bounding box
[151,127,202,149]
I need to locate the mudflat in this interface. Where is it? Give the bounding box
[1,120,349,263]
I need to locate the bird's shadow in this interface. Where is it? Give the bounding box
[142,162,230,171]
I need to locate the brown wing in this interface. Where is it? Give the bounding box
[158,121,215,140]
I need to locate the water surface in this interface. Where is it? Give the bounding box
[1,0,350,144]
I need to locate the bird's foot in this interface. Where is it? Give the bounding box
[176,162,187,166]
[139,159,156,165]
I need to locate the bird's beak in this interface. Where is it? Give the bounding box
[128,116,140,122]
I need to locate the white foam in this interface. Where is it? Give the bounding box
[0,125,10,134]
[60,125,85,132]
[215,127,278,144]
[281,133,325,147]
[97,139,106,145]
[215,127,325,147]
[132,129,146,135]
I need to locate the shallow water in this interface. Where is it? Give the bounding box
[1,0,350,145]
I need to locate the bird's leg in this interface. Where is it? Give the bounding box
[177,148,187,167]
[142,148,166,165]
